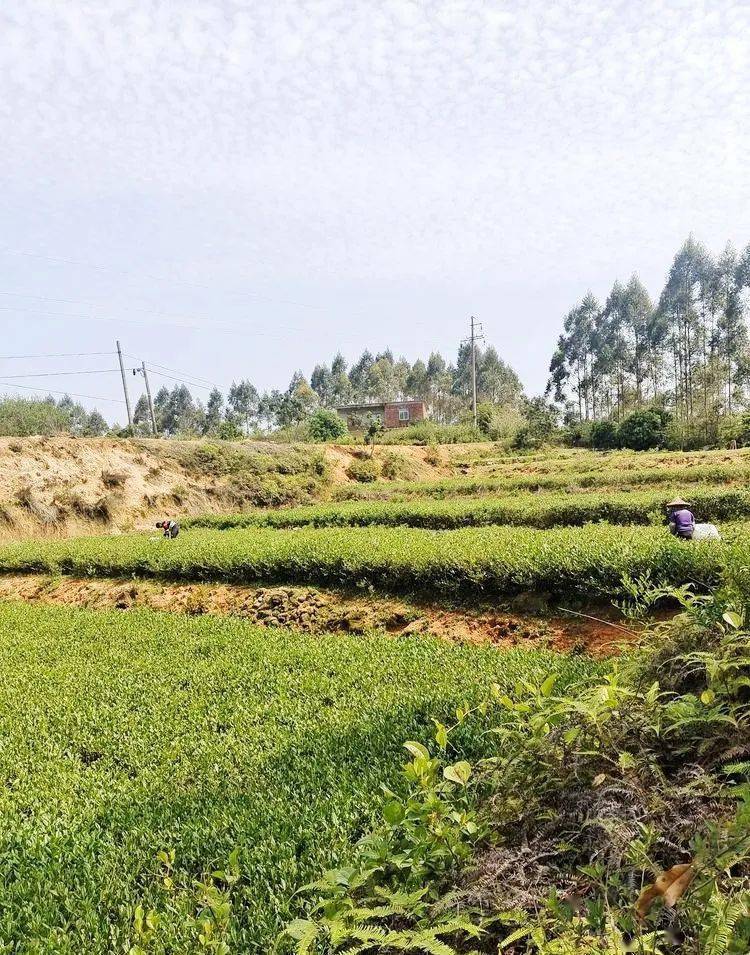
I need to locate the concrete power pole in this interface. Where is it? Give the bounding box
[465,316,484,426]
[116,340,133,430]
[141,361,158,436]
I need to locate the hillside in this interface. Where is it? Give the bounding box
[0,436,455,540]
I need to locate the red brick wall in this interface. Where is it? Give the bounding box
[383,401,426,428]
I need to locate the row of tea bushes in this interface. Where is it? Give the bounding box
[182,487,750,532]
[0,523,730,599]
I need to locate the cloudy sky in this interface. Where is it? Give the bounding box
[1,0,749,417]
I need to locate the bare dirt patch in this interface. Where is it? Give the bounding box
[0,573,635,656]
[0,437,464,541]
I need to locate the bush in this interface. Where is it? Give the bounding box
[217,419,243,441]
[380,452,420,481]
[475,402,526,446]
[307,409,348,442]
[0,601,573,950]
[618,409,666,451]
[379,422,486,445]
[0,398,71,437]
[0,522,727,600]
[345,458,381,483]
[589,419,620,449]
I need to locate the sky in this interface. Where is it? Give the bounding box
[1,0,749,421]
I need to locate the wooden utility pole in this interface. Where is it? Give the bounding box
[141,361,158,435]
[116,340,133,429]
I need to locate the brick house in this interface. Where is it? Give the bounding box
[335,400,427,430]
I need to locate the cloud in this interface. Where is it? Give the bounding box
[1,0,749,394]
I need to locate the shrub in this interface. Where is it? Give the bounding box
[618,409,667,450]
[307,408,348,442]
[379,422,486,445]
[0,397,70,437]
[217,419,243,440]
[0,522,728,600]
[345,458,381,483]
[380,452,418,481]
[476,403,526,446]
[589,419,620,449]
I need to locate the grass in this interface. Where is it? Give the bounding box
[0,601,593,952]
[182,486,750,531]
[0,523,731,599]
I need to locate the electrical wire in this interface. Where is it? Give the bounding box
[0,380,126,403]
[0,288,310,333]
[0,368,132,379]
[0,351,115,360]
[0,302,307,337]
[147,369,214,391]
[141,359,219,388]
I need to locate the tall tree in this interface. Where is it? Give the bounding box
[205,388,224,434]
[227,380,259,435]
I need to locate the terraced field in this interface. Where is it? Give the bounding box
[183,487,750,531]
[0,443,746,951]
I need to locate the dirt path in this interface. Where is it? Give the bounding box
[0,574,636,656]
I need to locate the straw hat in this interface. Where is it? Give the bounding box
[666,498,691,508]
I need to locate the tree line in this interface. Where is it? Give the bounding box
[547,236,750,445]
[133,344,526,437]
[0,395,109,438]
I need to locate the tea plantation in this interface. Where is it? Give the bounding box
[0,601,593,951]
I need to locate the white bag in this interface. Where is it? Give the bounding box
[693,523,721,541]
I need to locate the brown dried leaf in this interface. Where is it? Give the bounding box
[636,863,695,919]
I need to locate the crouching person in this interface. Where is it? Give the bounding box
[156,519,180,539]
[666,498,695,540]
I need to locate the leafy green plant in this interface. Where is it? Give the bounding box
[308,409,348,443]
[282,582,750,953]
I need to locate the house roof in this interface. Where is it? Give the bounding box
[335,400,425,412]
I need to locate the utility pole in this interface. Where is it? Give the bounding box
[141,361,158,436]
[462,316,484,426]
[116,340,133,430]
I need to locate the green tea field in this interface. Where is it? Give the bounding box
[0,443,748,951]
[0,601,591,951]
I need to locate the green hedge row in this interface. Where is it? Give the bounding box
[0,524,730,599]
[182,487,750,532]
[337,461,750,501]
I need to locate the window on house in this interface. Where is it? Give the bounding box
[399,408,410,421]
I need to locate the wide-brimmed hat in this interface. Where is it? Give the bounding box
[666,498,691,508]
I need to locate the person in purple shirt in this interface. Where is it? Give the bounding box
[666,498,695,540]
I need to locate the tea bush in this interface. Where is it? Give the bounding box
[336,460,750,501]
[0,523,730,599]
[0,602,592,952]
[183,486,750,532]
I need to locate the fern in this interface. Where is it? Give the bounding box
[701,889,748,955]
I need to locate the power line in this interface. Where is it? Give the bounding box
[0,368,131,379]
[0,302,306,337]
[0,380,125,404]
[0,288,310,333]
[147,369,214,391]
[0,351,115,360]
[142,359,219,388]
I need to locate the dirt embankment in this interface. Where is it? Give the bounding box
[0,573,635,656]
[0,436,459,541]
